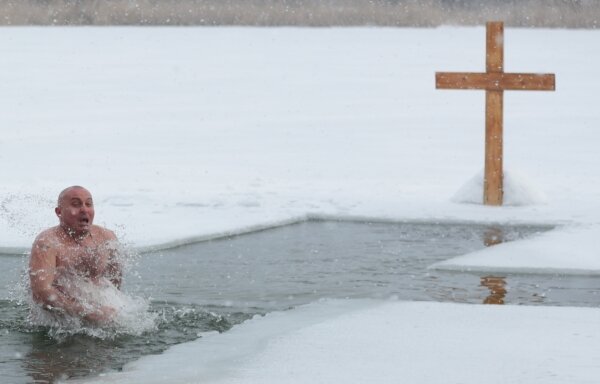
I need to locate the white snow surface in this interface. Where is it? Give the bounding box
[81,300,600,384]
[1,26,599,383]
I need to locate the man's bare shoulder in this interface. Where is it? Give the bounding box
[32,227,62,249]
[91,225,118,242]
[30,227,61,266]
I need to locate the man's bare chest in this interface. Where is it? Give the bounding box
[55,244,110,278]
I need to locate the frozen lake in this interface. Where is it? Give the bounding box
[3,220,598,383]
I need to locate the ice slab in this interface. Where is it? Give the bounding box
[431,224,600,275]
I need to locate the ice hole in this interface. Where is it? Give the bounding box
[2,220,598,383]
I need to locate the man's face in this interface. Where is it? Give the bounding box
[56,188,95,235]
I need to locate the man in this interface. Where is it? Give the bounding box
[29,186,122,325]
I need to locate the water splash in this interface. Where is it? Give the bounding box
[1,188,158,340]
[0,192,55,240]
[28,281,158,340]
[8,244,158,341]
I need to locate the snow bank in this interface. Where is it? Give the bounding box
[80,300,600,384]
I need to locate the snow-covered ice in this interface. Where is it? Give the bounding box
[81,300,600,384]
[0,26,599,383]
[431,223,600,275]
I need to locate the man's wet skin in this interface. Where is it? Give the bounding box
[29,186,122,325]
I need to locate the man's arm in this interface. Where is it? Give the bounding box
[29,236,85,316]
[106,252,122,289]
[104,230,123,289]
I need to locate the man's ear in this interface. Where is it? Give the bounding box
[55,207,61,217]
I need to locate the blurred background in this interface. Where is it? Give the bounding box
[0,0,597,28]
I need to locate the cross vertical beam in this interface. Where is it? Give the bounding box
[485,22,504,205]
[435,21,555,206]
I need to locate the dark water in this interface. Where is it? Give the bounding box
[1,220,597,383]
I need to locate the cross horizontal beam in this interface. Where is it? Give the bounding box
[436,72,555,91]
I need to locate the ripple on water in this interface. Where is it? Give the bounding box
[0,298,249,383]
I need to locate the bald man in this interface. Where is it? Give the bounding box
[29,186,122,325]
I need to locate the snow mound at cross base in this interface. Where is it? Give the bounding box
[452,169,547,206]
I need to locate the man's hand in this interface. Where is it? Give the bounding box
[84,306,117,325]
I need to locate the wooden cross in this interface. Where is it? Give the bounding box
[436,21,555,206]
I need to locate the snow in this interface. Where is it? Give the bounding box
[0,26,599,383]
[80,300,600,384]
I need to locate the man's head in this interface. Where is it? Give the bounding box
[55,186,95,237]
